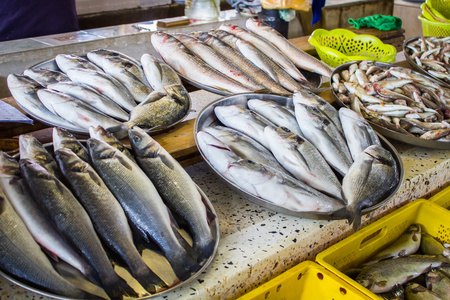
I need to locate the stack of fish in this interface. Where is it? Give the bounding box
[151,18,333,95]
[196,91,399,231]
[347,224,450,299]
[7,49,190,139]
[0,126,216,299]
[405,36,450,85]
[332,60,450,141]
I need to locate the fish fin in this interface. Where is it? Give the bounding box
[376,281,387,288]
[160,153,175,170]
[398,250,407,257]
[103,276,138,299]
[107,122,131,140]
[87,169,103,187]
[253,88,272,94]
[116,155,135,171]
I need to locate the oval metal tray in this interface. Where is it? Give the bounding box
[194,93,404,220]
[331,61,450,150]
[4,142,220,300]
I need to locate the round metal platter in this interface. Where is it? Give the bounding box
[403,36,450,89]
[332,61,450,150]
[194,93,404,220]
[23,55,191,136]
[4,143,220,300]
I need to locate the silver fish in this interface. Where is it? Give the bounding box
[89,125,136,163]
[52,127,89,162]
[87,48,142,69]
[141,54,182,90]
[23,68,70,87]
[55,53,103,74]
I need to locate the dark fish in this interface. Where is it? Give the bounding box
[53,127,89,162]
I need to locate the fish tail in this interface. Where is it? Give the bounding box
[194,238,216,263]
[103,276,138,300]
[169,249,201,281]
[132,266,168,293]
[107,122,132,140]
[331,205,362,232]
[172,226,198,261]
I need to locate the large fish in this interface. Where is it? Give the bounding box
[264,126,342,199]
[151,31,252,93]
[87,48,142,69]
[53,127,89,162]
[141,54,182,91]
[87,138,201,281]
[129,127,215,263]
[0,190,90,298]
[246,18,333,78]
[20,159,137,299]
[23,68,70,87]
[55,53,103,74]
[55,148,167,293]
[6,74,82,132]
[89,125,136,163]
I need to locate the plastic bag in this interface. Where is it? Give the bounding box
[260,0,310,11]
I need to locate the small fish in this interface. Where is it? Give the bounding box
[141,54,182,90]
[54,53,103,73]
[53,127,89,162]
[87,48,141,69]
[405,283,442,300]
[421,232,450,257]
[23,68,70,87]
[426,269,450,299]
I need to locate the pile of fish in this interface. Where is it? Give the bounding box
[7,49,190,139]
[345,224,450,299]
[0,126,216,299]
[405,36,450,85]
[196,91,399,231]
[332,60,450,141]
[151,18,333,95]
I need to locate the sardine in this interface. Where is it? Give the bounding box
[55,53,103,74]
[89,125,136,163]
[53,127,89,162]
[87,48,141,69]
[141,54,182,91]
[426,269,450,299]
[23,68,70,87]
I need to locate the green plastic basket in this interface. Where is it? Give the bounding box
[308,28,397,68]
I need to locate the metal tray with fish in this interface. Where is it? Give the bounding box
[331,61,450,150]
[3,142,220,300]
[403,36,450,89]
[194,93,404,220]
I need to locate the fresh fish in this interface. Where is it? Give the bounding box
[227,159,345,213]
[339,107,381,160]
[151,31,252,93]
[426,269,450,299]
[405,283,442,300]
[87,48,142,69]
[19,159,137,299]
[0,190,89,298]
[129,127,215,263]
[37,89,122,131]
[87,138,201,281]
[55,148,167,293]
[66,67,137,112]
[247,99,302,136]
[214,105,273,148]
[47,81,129,121]
[202,125,285,173]
[245,18,333,78]
[108,84,190,139]
[54,53,103,74]
[6,74,82,132]
[53,127,89,162]
[263,126,342,199]
[141,54,182,90]
[0,152,95,281]
[356,255,450,293]
[100,56,153,103]
[219,23,308,83]
[421,232,450,257]
[23,68,70,87]
[89,125,136,163]
[378,284,405,300]
[341,145,398,230]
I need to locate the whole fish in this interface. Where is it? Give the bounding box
[55,53,103,74]
[0,190,90,298]
[405,283,442,300]
[214,105,273,149]
[23,68,70,87]
[100,56,153,103]
[0,152,96,281]
[151,31,252,93]
[264,126,342,199]
[6,74,82,132]
[37,89,122,131]
[227,159,345,213]
[55,148,167,293]
[19,159,137,299]
[339,107,381,160]
[87,138,201,281]
[426,269,450,299]
[87,48,142,69]
[47,81,129,121]
[246,18,333,77]
[356,255,450,293]
[247,99,302,136]
[53,127,89,162]
[108,84,190,139]
[420,232,450,257]
[141,54,182,90]
[129,127,215,263]
[340,145,398,231]
[66,67,137,112]
[89,125,136,163]
[220,23,308,83]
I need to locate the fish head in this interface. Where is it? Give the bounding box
[228,160,274,196]
[18,134,45,160]
[129,127,160,158]
[293,90,319,106]
[363,145,396,168]
[55,148,88,173]
[163,84,190,106]
[19,158,53,181]
[356,274,379,291]
[53,127,75,147]
[0,151,20,177]
[151,32,180,52]
[7,74,42,90]
[88,125,112,140]
[214,105,244,119]
[86,138,116,161]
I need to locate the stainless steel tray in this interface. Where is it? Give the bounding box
[194,93,404,220]
[332,61,450,150]
[4,142,220,300]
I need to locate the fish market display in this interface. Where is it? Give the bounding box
[8,50,190,137]
[0,128,218,299]
[332,60,450,143]
[196,94,401,230]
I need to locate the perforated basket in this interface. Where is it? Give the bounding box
[419,15,450,36]
[429,185,450,209]
[308,28,397,68]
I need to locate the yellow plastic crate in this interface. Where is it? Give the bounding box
[429,185,450,209]
[238,261,375,300]
[316,199,450,298]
